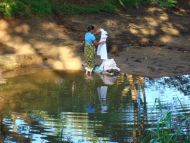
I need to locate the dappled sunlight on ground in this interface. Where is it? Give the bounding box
[0,6,190,75]
[96,6,188,48]
[159,35,173,43]
[14,24,30,34]
[0,18,82,71]
[47,46,82,70]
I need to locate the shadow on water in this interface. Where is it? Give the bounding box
[0,69,190,143]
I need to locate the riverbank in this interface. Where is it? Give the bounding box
[0,6,190,78]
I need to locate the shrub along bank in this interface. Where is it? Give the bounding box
[0,0,180,17]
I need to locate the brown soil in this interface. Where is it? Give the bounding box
[0,6,190,77]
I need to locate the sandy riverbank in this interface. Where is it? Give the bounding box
[0,6,190,77]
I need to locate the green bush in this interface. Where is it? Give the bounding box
[150,0,177,8]
[25,0,52,15]
[118,0,177,8]
[0,0,178,17]
[0,0,117,16]
[0,0,17,17]
[60,4,100,14]
[51,0,117,15]
[119,0,148,7]
[99,1,117,13]
[0,0,52,17]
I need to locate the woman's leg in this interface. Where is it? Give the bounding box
[84,45,95,75]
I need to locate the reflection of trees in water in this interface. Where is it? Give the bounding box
[92,74,148,143]
[3,72,189,142]
[148,75,190,95]
[0,72,147,142]
[111,74,147,142]
[126,74,147,143]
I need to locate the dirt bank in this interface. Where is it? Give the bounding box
[0,6,190,77]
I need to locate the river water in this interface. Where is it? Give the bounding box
[0,69,190,143]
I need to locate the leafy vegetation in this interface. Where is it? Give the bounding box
[52,0,117,15]
[0,0,52,17]
[0,0,179,17]
[150,0,177,8]
[141,98,190,143]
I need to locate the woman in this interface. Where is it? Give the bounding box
[84,25,98,76]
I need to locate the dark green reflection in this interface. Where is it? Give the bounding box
[0,69,189,143]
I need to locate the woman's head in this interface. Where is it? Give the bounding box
[87,25,95,33]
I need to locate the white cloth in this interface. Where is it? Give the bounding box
[97,86,108,100]
[100,59,120,71]
[97,86,108,113]
[97,29,108,60]
[100,74,117,85]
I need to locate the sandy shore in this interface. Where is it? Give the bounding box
[0,7,190,77]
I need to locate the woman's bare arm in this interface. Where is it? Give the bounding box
[93,40,99,46]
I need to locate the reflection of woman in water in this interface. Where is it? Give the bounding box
[97,86,108,113]
[85,103,96,113]
[97,74,117,113]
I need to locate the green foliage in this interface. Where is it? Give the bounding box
[25,0,52,15]
[150,0,177,8]
[118,0,149,7]
[0,0,52,17]
[118,0,177,8]
[141,98,190,143]
[0,0,117,16]
[0,0,18,17]
[56,3,100,14]
[0,0,178,17]
[52,0,117,15]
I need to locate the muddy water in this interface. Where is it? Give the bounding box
[0,69,190,143]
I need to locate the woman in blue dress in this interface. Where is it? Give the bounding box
[84,25,98,76]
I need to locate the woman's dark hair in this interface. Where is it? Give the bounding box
[87,25,95,32]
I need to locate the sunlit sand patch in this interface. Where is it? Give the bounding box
[160,13,168,21]
[32,41,52,50]
[129,27,139,34]
[15,24,30,34]
[147,7,162,13]
[58,46,82,70]
[105,19,118,27]
[150,29,157,35]
[140,38,149,44]
[145,17,159,27]
[8,36,34,55]
[141,29,149,35]
[46,46,82,71]
[40,22,67,38]
[160,35,173,43]
[16,44,35,55]
[0,20,11,42]
[161,26,179,36]
[0,20,8,30]
[0,30,11,42]
[48,60,65,70]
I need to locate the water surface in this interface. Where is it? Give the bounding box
[0,69,190,143]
